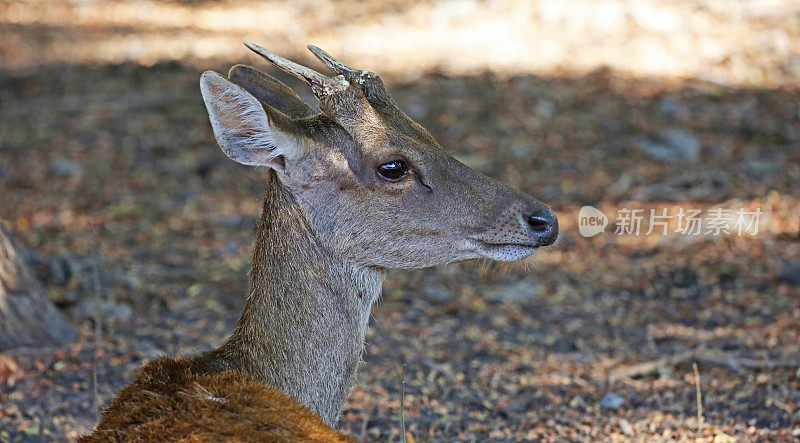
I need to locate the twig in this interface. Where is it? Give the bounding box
[692,362,703,436]
[92,339,99,416]
[1,344,71,357]
[697,354,799,371]
[608,350,694,384]
[609,349,799,384]
[92,261,103,419]
[359,406,372,442]
[400,363,406,443]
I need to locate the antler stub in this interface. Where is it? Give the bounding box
[243,41,349,97]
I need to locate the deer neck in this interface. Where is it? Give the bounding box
[200,171,383,426]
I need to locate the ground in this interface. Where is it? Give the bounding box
[1,1,799,441]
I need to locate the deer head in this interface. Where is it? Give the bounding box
[200,43,557,269]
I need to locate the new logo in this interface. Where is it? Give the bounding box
[578,206,608,237]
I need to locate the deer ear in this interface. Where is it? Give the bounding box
[200,71,302,169]
[228,65,316,119]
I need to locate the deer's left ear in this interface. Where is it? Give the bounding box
[200,71,304,170]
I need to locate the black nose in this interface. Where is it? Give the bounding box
[525,208,559,246]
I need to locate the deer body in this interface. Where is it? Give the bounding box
[83,44,558,440]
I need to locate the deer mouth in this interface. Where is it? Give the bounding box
[473,241,538,262]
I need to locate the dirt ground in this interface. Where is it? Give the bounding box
[1,1,799,441]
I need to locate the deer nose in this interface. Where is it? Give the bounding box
[525,208,559,246]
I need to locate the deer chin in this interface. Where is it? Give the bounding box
[473,241,538,262]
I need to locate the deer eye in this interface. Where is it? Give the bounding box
[377,160,409,181]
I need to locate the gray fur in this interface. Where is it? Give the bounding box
[195,175,382,425]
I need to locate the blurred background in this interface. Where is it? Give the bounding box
[1,0,799,440]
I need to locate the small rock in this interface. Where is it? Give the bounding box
[50,158,84,177]
[501,397,531,414]
[659,97,679,118]
[779,261,800,286]
[219,215,257,228]
[423,284,452,302]
[47,256,73,285]
[619,418,634,435]
[485,280,541,303]
[635,127,700,162]
[218,241,239,255]
[739,159,782,179]
[73,300,132,322]
[552,337,578,353]
[535,99,555,119]
[569,395,587,409]
[510,143,532,159]
[599,392,625,409]
[195,159,216,179]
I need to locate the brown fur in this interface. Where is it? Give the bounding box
[80,357,352,442]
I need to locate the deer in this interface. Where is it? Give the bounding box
[80,43,558,441]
